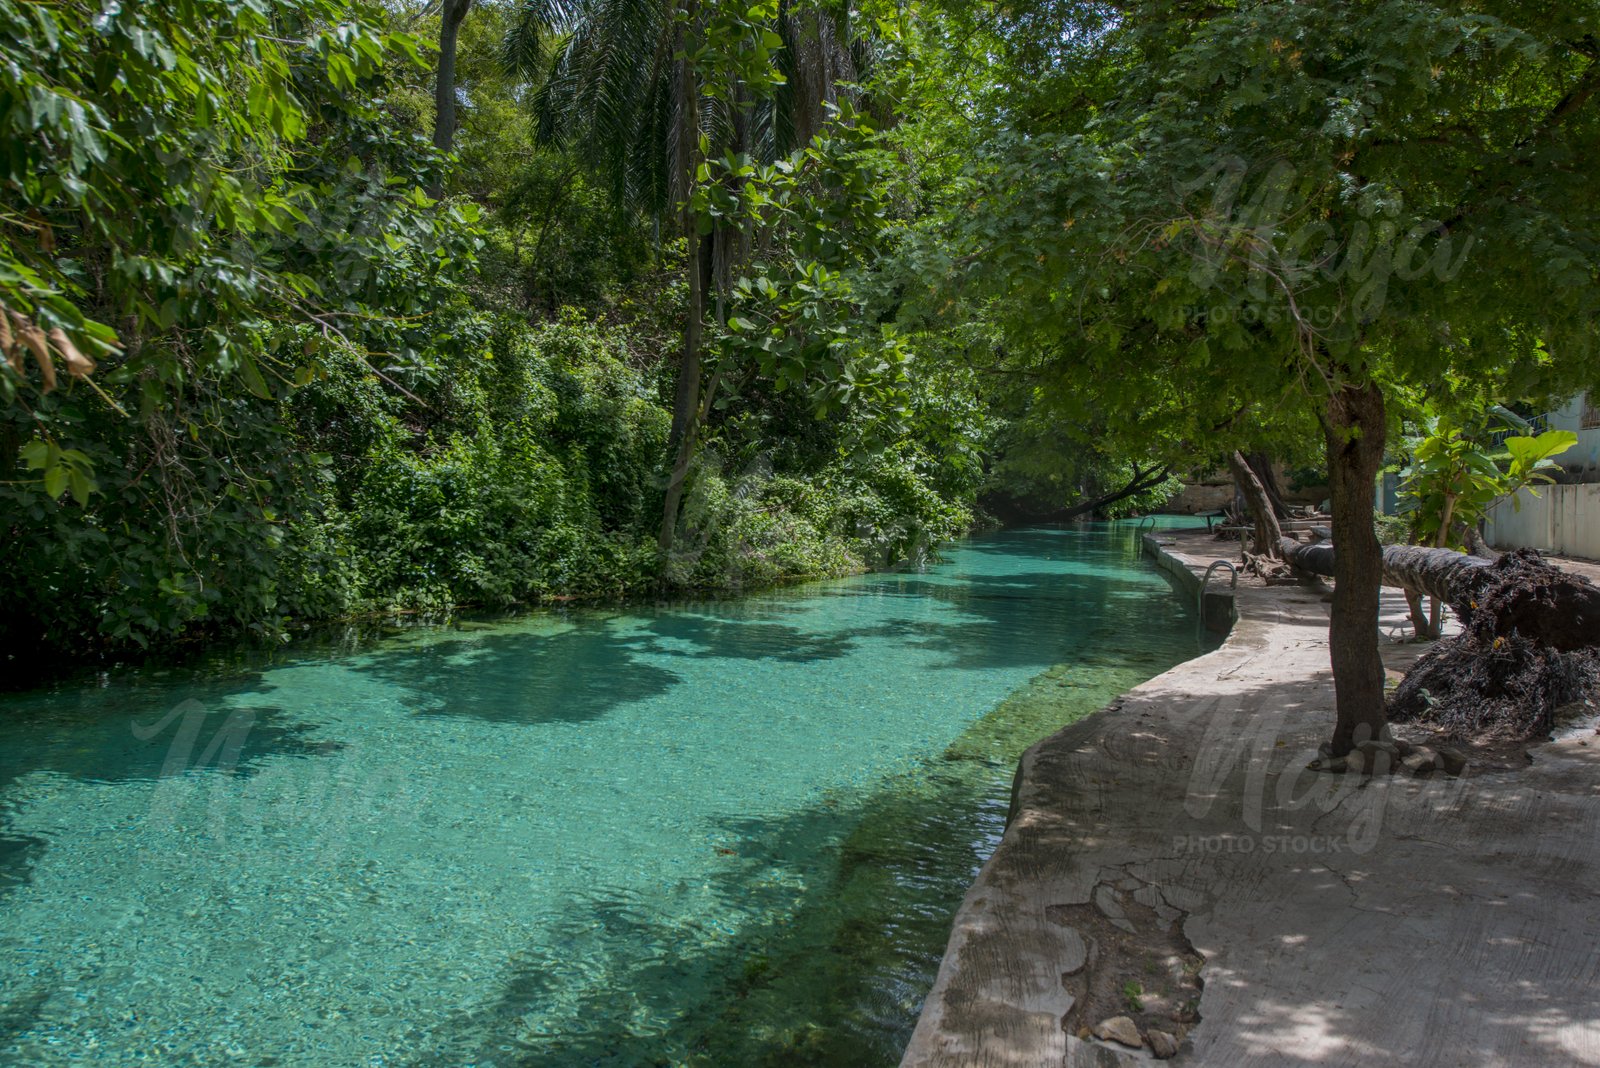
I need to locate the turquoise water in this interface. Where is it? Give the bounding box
[0,523,1210,1067]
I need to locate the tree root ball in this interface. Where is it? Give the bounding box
[1454,549,1600,652]
[1390,550,1600,740]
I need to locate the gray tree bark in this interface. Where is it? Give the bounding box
[1321,380,1389,756]
[1245,451,1291,519]
[433,0,473,156]
[1279,537,1600,652]
[658,4,704,553]
[1227,450,1283,559]
[1280,539,1492,605]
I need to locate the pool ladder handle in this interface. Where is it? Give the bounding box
[1198,560,1238,624]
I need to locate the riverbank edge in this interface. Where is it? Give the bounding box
[1,527,966,693]
[901,529,1600,1067]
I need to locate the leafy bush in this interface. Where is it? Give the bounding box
[0,0,980,676]
[283,312,671,615]
[666,446,974,589]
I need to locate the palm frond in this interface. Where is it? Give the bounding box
[520,0,886,218]
[504,0,600,78]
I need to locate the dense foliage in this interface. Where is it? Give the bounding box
[0,0,978,671]
[0,0,477,658]
[5,0,1597,714]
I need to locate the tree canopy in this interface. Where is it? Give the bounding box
[898,0,1600,751]
[2,0,1597,734]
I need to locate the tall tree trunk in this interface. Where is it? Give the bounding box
[659,9,702,553]
[432,0,472,160]
[1321,379,1389,756]
[659,232,711,551]
[1246,452,1291,518]
[1226,450,1283,558]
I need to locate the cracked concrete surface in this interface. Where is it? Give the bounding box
[902,532,1600,1067]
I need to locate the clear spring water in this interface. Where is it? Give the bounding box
[0,522,1214,1067]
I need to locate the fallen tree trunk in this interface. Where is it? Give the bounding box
[1278,537,1600,652]
[1279,538,1487,605]
[1284,537,1600,740]
[1058,464,1173,521]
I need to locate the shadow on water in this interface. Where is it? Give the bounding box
[646,529,1193,681]
[396,758,1004,1068]
[858,571,1192,673]
[947,526,1094,557]
[641,563,1166,674]
[944,521,1203,559]
[357,627,685,725]
[642,614,865,664]
[0,972,53,1051]
[0,835,45,895]
[392,635,1210,1068]
[0,524,1214,1059]
[383,537,1208,1068]
[356,595,915,728]
[0,680,343,894]
[352,548,1172,727]
[0,672,339,792]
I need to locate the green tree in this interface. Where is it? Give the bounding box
[511,0,884,552]
[1402,421,1576,552]
[919,0,1600,754]
[1396,414,1576,635]
[0,0,479,652]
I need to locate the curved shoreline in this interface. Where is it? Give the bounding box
[903,530,1600,1067]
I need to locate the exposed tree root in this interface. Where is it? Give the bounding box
[1388,550,1600,740]
[1389,636,1599,740]
[1240,549,1293,582]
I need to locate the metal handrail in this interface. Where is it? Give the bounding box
[1199,560,1238,621]
[1486,410,1551,448]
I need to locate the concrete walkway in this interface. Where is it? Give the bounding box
[903,531,1600,1067]
[1551,553,1600,585]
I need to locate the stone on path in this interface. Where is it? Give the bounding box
[1147,1028,1180,1059]
[1092,1016,1142,1049]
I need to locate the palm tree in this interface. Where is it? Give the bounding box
[434,0,477,156]
[505,0,872,552]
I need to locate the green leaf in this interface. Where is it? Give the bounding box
[238,354,272,399]
[43,466,68,499]
[20,441,51,469]
[68,470,95,506]
[1504,430,1577,472]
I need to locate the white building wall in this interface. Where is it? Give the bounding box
[1486,483,1600,561]
[1546,392,1600,477]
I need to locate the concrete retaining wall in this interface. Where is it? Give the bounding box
[1143,533,1236,633]
[1486,483,1600,561]
[1165,482,1234,514]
